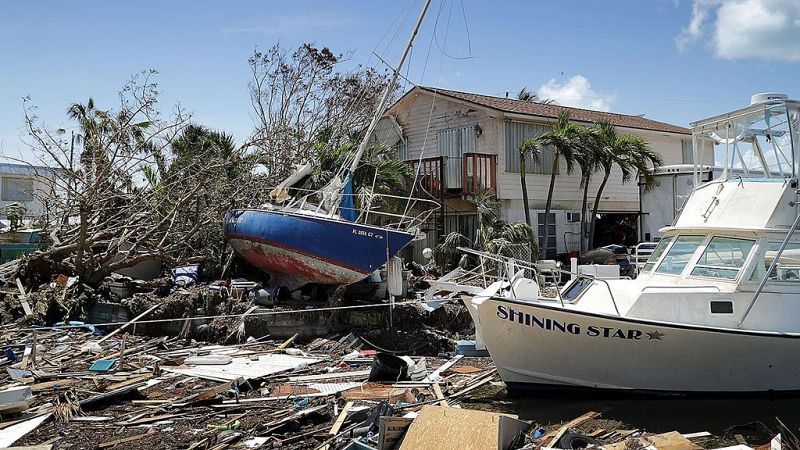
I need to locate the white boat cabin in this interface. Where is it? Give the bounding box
[558,94,800,332]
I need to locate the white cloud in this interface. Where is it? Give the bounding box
[536,75,616,112]
[676,0,800,61]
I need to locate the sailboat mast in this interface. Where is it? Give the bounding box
[346,0,432,176]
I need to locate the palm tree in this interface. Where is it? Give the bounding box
[168,124,239,178]
[539,111,581,258]
[573,126,601,252]
[518,138,541,229]
[310,142,413,215]
[435,193,538,270]
[587,121,663,248]
[517,87,555,104]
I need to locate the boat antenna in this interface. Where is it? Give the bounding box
[345,0,432,177]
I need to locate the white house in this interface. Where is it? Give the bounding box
[383,86,714,259]
[0,162,56,221]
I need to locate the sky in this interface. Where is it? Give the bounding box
[1,0,799,162]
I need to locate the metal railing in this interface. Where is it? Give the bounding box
[247,186,440,232]
[406,152,497,198]
[457,246,623,316]
[463,153,497,196]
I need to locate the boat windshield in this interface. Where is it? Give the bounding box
[690,237,755,280]
[691,100,800,180]
[655,235,704,275]
[642,236,674,272]
[749,241,800,283]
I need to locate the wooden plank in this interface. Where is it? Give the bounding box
[645,431,703,450]
[105,374,153,392]
[19,346,32,371]
[288,370,370,382]
[116,413,184,426]
[96,304,160,345]
[15,279,32,316]
[425,355,463,382]
[546,411,601,448]
[98,429,154,448]
[30,379,80,392]
[177,377,243,406]
[320,401,353,450]
[431,383,447,407]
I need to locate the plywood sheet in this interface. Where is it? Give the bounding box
[397,406,527,450]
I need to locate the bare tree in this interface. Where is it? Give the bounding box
[20,71,258,285]
[247,43,397,181]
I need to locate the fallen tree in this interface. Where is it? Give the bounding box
[20,71,261,286]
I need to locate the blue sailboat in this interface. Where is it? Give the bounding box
[224,0,433,288]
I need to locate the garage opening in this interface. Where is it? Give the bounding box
[591,213,639,249]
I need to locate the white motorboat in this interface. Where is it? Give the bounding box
[465,93,800,393]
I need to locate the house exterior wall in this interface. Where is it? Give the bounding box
[0,173,52,219]
[387,89,709,255]
[391,91,501,161]
[496,124,712,213]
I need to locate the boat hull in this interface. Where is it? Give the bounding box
[476,297,800,393]
[224,209,414,286]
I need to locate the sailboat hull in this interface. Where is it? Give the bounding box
[224,209,414,286]
[476,297,800,393]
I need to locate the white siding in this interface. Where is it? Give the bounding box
[391,93,500,161]
[0,175,51,218]
[497,127,705,213]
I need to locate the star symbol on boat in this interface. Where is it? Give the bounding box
[646,330,665,341]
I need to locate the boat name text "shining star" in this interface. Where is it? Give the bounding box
[496,305,647,340]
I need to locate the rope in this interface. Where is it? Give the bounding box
[19,301,417,332]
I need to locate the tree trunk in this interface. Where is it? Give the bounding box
[588,172,610,249]
[520,155,531,228]
[520,155,536,259]
[543,157,559,259]
[580,174,590,252]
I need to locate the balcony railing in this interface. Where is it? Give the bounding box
[463,153,497,196]
[407,152,496,199]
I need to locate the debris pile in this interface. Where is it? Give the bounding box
[0,313,786,450]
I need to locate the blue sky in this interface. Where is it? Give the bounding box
[1,0,799,162]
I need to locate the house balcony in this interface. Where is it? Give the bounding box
[407,152,497,200]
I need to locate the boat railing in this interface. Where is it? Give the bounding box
[640,285,722,292]
[457,247,623,316]
[257,186,441,231]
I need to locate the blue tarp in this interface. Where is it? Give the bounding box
[339,172,356,221]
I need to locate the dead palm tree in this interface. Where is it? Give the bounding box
[588,121,663,248]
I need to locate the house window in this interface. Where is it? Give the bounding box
[1,178,34,202]
[505,121,557,175]
[396,141,408,161]
[537,212,557,259]
[444,213,478,246]
[437,125,476,189]
[681,140,694,164]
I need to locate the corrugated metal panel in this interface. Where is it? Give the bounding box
[437,125,476,189]
[504,122,556,175]
[397,141,408,161]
